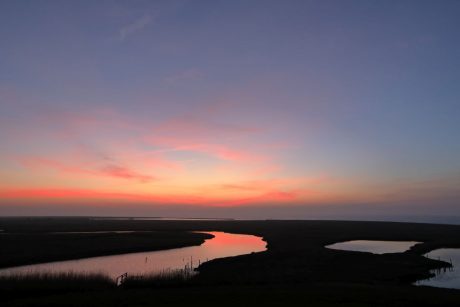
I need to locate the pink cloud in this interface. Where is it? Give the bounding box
[18,157,156,183]
[150,139,258,161]
[0,187,212,205]
[218,179,284,191]
[141,102,277,163]
[153,116,260,141]
[0,188,159,201]
[212,175,326,193]
[97,164,154,182]
[26,103,270,163]
[212,190,301,207]
[5,101,292,197]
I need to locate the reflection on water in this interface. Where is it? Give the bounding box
[326,240,419,254]
[415,248,460,289]
[0,232,266,279]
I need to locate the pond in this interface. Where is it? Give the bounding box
[0,231,267,279]
[415,248,460,289]
[326,240,420,254]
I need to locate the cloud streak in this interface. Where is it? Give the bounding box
[119,14,152,40]
[19,157,156,183]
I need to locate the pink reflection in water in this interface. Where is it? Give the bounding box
[0,232,266,278]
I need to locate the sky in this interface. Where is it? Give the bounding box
[0,0,459,219]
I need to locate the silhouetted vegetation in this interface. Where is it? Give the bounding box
[0,272,113,302]
[122,269,194,289]
[1,218,460,306]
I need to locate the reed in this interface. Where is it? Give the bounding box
[0,271,114,292]
[122,268,196,288]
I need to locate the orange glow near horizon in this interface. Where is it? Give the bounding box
[0,185,321,207]
[1,66,458,213]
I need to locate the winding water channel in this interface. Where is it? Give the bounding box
[0,231,267,279]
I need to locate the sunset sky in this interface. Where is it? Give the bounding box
[1,0,459,219]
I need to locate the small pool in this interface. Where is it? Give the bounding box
[326,240,420,254]
[415,248,460,289]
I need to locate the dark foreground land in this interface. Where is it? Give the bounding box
[1,217,460,306]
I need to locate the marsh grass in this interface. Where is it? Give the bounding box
[122,268,196,288]
[0,271,114,292]
[0,268,196,296]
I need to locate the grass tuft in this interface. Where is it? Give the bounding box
[122,268,195,288]
[0,271,114,292]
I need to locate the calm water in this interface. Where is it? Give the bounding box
[415,248,460,289]
[326,240,420,254]
[0,231,266,279]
